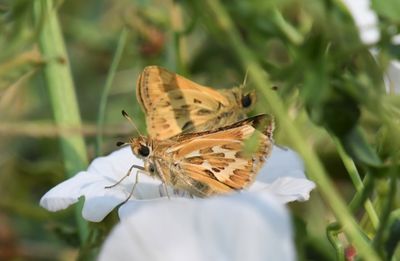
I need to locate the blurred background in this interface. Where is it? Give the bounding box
[1,0,399,260]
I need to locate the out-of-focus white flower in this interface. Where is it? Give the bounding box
[343,0,380,45]
[385,59,400,93]
[343,0,400,93]
[40,146,315,222]
[99,192,295,261]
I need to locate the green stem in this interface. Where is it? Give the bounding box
[205,1,380,260]
[169,1,187,74]
[348,174,374,214]
[334,138,379,230]
[373,175,397,257]
[326,223,345,261]
[96,28,128,156]
[34,0,88,243]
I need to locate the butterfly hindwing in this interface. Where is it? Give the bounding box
[159,114,274,197]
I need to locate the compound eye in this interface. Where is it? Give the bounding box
[138,145,150,157]
[241,94,252,108]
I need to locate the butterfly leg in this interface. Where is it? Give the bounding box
[175,174,208,198]
[154,160,171,199]
[104,164,145,189]
[163,183,171,199]
[121,170,142,204]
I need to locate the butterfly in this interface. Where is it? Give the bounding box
[113,112,274,198]
[136,65,256,140]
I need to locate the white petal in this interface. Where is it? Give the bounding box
[86,147,165,199]
[40,144,315,222]
[343,0,379,44]
[251,177,316,203]
[40,171,99,211]
[258,146,306,182]
[81,178,167,222]
[40,147,164,222]
[386,60,400,93]
[251,146,315,203]
[87,146,142,180]
[99,193,295,261]
[343,0,400,94]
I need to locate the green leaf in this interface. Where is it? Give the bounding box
[369,164,400,178]
[371,0,400,23]
[52,224,80,247]
[342,127,382,167]
[377,124,400,161]
[389,44,400,60]
[322,95,360,137]
[385,217,400,260]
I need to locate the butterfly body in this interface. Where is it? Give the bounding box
[129,114,274,197]
[136,65,257,140]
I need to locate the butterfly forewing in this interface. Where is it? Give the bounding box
[136,66,256,140]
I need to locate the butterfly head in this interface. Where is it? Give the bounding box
[236,69,256,111]
[117,110,152,158]
[238,89,256,112]
[129,136,152,159]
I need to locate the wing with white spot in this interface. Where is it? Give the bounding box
[162,114,274,197]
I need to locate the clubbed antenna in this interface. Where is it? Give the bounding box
[116,141,128,147]
[122,110,141,136]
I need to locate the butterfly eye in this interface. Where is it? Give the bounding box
[138,145,150,157]
[241,94,252,108]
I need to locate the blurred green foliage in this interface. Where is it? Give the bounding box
[0,0,399,260]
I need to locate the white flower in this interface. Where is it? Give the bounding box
[343,0,400,93]
[384,59,400,93]
[99,192,295,261]
[40,146,315,222]
[343,0,380,45]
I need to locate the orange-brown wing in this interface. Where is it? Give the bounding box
[162,114,274,197]
[136,66,234,140]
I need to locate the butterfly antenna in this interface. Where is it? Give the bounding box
[241,68,249,89]
[116,141,129,147]
[121,110,142,136]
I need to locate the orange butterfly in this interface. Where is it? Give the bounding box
[136,66,256,140]
[113,113,274,198]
